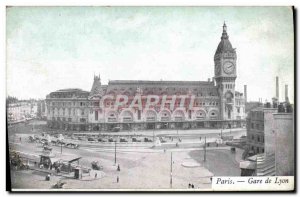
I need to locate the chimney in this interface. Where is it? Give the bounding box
[276,76,279,100]
[285,84,289,102]
[244,85,247,103]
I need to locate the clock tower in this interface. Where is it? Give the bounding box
[214,22,237,121]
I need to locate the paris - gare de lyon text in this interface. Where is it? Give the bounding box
[45,23,246,131]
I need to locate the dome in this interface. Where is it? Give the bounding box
[214,22,235,55]
[215,39,233,54]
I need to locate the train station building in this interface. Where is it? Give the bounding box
[46,23,246,131]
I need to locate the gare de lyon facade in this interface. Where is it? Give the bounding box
[46,23,246,132]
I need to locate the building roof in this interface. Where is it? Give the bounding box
[48,88,89,99]
[90,75,104,96]
[108,80,214,86]
[56,88,85,92]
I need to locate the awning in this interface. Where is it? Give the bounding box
[240,160,256,169]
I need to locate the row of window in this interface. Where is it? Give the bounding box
[236,107,245,113]
[50,101,88,107]
[195,102,219,106]
[112,87,215,92]
[49,108,87,116]
[104,101,219,107]
[250,122,264,130]
[250,146,264,154]
[250,111,264,119]
[225,84,235,89]
[235,100,244,106]
[52,117,86,123]
[249,134,265,143]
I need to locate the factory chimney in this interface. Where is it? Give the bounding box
[244,85,247,103]
[276,76,279,100]
[285,84,289,103]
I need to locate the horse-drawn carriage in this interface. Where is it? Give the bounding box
[65,143,80,149]
[91,161,103,170]
[43,145,53,152]
[10,151,29,170]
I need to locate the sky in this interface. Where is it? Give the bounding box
[6,6,294,103]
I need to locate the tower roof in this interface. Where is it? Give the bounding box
[215,22,234,55]
[90,74,103,96]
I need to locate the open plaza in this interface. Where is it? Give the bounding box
[8,120,245,190]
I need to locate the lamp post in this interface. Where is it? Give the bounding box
[61,142,63,154]
[204,136,206,162]
[114,141,117,165]
[170,152,173,188]
[153,128,155,143]
[221,128,223,139]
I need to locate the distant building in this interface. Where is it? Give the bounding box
[240,102,294,176]
[245,101,262,114]
[37,100,47,119]
[45,89,90,131]
[246,104,278,155]
[7,101,38,124]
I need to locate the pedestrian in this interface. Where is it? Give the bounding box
[192,184,194,188]
[45,174,50,181]
[117,164,120,171]
[117,176,119,183]
[200,137,201,141]
[95,173,97,179]
[188,183,191,188]
[19,137,21,142]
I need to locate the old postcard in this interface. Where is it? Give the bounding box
[6,6,295,192]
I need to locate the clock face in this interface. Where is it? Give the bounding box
[223,62,234,74]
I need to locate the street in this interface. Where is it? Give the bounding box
[8,120,245,190]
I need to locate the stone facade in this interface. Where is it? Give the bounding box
[274,113,294,176]
[246,108,266,154]
[46,23,246,131]
[7,101,37,124]
[244,103,294,176]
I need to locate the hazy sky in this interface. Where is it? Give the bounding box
[6,6,294,102]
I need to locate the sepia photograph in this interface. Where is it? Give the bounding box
[6,6,295,192]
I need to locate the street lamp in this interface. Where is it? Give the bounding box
[153,129,155,144]
[170,152,173,188]
[114,141,117,165]
[204,136,207,162]
[220,128,223,139]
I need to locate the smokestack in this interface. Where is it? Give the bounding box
[276,76,279,100]
[285,84,289,102]
[244,85,247,103]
